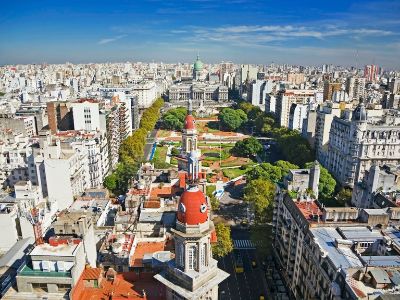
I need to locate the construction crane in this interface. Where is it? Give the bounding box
[26,207,44,245]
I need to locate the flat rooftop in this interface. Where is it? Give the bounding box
[73,269,165,300]
[295,200,323,221]
[311,227,363,269]
[30,243,80,257]
[130,240,173,268]
[338,226,383,242]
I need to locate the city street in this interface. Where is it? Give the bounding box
[218,228,269,300]
[144,129,158,160]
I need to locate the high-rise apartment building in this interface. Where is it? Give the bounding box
[346,77,366,101]
[275,89,315,127]
[323,81,342,101]
[364,64,380,83]
[47,101,73,134]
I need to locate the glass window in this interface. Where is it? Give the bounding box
[188,245,197,270]
[200,243,207,267]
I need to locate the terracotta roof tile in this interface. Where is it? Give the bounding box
[82,268,101,280]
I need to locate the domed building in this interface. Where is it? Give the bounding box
[193,54,203,81]
[155,151,229,299]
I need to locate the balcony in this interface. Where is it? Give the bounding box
[19,265,72,278]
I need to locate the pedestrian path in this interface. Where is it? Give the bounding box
[233,239,256,249]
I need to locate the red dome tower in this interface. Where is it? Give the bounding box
[177,185,208,225]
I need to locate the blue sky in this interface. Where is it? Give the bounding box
[1,0,399,68]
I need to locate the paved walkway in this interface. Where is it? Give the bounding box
[165,145,172,164]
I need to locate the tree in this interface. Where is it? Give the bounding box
[305,162,336,199]
[218,108,247,131]
[247,163,282,182]
[209,194,220,211]
[255,114,275,135]
[103,174,117,192]
[238,101,254,114]
[248,106,263,120]
[275,160,299,180]
[171,147,180,156]
[337,188,352,206]
[232,137,262,157]
[212,223,233,258]
[275,129,314,167]
[244,178,276,223]
[161,107,187,130]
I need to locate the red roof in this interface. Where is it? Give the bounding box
[130,240,173,267]
[81,268,101,280]
[177,186,208,225]
[184,114,196,130]
[211,229,218,243]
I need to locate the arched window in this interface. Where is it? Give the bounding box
[188,245,197,270]
[200,243,207,267]
[178,243,184,267]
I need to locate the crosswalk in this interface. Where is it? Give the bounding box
[233,239,256,249]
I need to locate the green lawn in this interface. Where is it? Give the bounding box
[202,149,231,162]
[153,145,168,162]
[206,185,216,197]
[170,156,178,165]
[198,142,235,148]
[222,168,247,179]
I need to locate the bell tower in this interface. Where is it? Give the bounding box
[154,183,229,299]
[182,99,198,155]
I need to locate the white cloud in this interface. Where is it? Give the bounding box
[191,24,395,45]
[98,34,127,45]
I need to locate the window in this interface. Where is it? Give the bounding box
[32,283,48,292]
[178,243,184,267]
[200,243,207,267]
[41,261,50,271]
[57,261,65,272]
[58,284,71,292]
[188,245,197,270]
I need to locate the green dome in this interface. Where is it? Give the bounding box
[193,55,203,71]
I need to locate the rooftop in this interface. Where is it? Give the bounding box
[295,200,323,221]
[73,269,165,300]
[130,240,173,268]
[30,242,81,257]
[338,226,384,242]
[310,227,363,269]
[19,264,71,278]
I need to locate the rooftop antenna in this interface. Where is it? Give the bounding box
[355,49,360,74]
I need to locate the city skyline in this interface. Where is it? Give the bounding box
[1,0,400,68]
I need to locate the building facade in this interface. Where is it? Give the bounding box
[325,104,400,187]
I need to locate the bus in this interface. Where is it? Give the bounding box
[234,251,244,273]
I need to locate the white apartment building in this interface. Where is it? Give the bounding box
[346,76,366,101]
[326,104,400,187]
[57,130,109,189]
[71,99,101,131]
[314,102,347,164]
[43,138,88,211]
[0,133,32,188]
[288,103,308,131]
[352,164,400,208]
[0,202,19,252]
[275,89,315,127]
[247,80,274,111]
[132,80,157,108]
[12,240,86,298]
